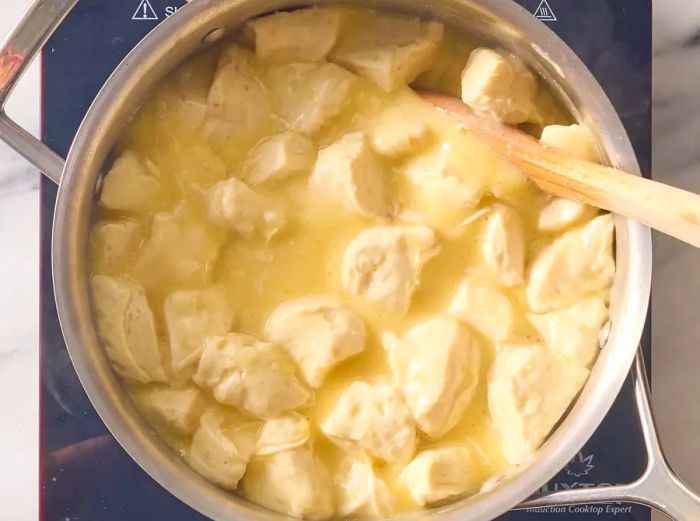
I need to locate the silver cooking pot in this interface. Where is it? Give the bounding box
[1,0,698,520]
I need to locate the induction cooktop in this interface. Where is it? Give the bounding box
[39,1,652,519]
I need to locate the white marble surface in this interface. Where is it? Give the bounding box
[0,0,699,519]
[0,2,41,521]
[650,0,700,510]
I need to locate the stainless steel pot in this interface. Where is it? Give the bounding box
[0,1,697,520]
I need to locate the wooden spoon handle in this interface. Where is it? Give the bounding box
[423,92,700,248]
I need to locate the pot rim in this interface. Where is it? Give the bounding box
[51,1,652,520]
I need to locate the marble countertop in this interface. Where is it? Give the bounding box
[649,0,700,516]
[1,0,699,519]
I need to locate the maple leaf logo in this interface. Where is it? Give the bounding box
[565,451,595,478]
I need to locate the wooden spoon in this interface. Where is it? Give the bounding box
[422,92,700,248]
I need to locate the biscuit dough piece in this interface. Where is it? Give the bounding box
[205,177,286,240]
[91,274,167,383]
[164,286,232,380]
[247,131,316,185]
[100,151,162,212]
[322,381,416,464]
[336,453,393,517]
[383,317,480,438]
[189,409,258,490]
[310,132,389,218]
[194,333,311,418]
[528,297,608,367]
[204,45,272,143]
[91,219,143,273]
[448,277,514,342]
[540,124,600,163]
[266,62,356,135]
[461,48,537,124]
[342,225,440,313]
[482,203,526,287]
[462,47,537,125]
[538,197,597,232]
[401,446,480,505]
[133,204,225,289]
[242,447,335,520]
[248,8,343,63]
[139,386,206,435]
[488,344,589,464]
[265,296,366,387]
[527,215,615,312]
[331,12,443,91]
[256,413,312,455]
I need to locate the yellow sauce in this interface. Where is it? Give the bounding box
[91,11,588,518]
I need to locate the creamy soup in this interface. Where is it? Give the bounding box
[89,6,614,519]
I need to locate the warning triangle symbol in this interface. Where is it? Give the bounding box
[133,0,159,21]
[533,0,557,22]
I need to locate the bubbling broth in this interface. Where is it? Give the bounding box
[89,5,614,519]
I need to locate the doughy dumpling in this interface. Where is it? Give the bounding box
[158,56,211,134]
[265,296,366,387]
[527,214,615,312]
[400,446,480,506]
[321,381,416,464]
[331,12,443,91]
[205,177,286,240]
[164,286,232,380]
[310,132,389,218]
[342,225,440,313]
[163,138,228,191]
[370,102,431,157]
[242,447,334,520]
[256,413,311,455]
[134,204,225,289]
[537,124,600,232]
[248,8,342,62]
[189,409,258,490]
[204,45,272,143]
[217,42,256,69]
[488,344,589,464]
[540,124,600,163]
[91,219,142,273]
[139,385,206,435]
[247,131,316,185]
[460,48,537,124]
[402,145,484,230]
[482,203,525,287]
[194,333,311,418]
[528,297,608,367]
[383,317,480,438]
[266,62,356,135]
[99,151,162,212]
[538,197,597,232]
[448,276,514,342]
[91,275,166,383]
[336,453,393,517]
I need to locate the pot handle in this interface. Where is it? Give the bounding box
[0,0,80,185]
[518,351,700,520]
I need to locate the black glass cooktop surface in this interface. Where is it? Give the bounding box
[40,1,652,519]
